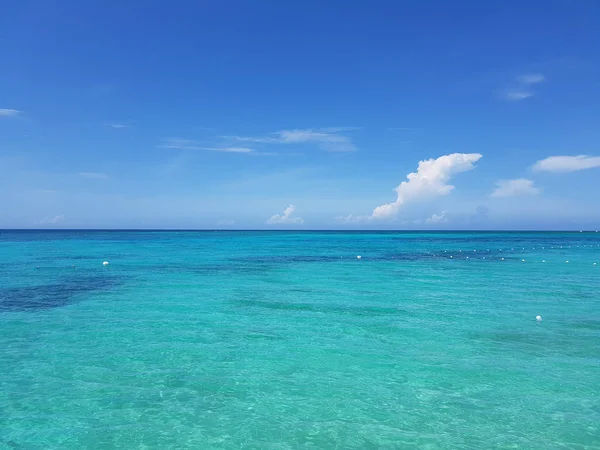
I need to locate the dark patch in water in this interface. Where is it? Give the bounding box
[152,263,270,276]
[234,298,408,317]
[0,274,120,312]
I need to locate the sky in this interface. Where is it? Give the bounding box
[1,0,600,230]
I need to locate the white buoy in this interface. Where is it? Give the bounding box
[522,259,525,262]
[466,256,469,259]
[536,315,542,322]
[594,263,597,266]
[103,261,109,266]
[501,257,504,261]
[565,260,569,264]
[542,260,545,263]
[450,255,453,258]
[356,255,361,260]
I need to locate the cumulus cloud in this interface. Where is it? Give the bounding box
[40,215,64,225]
[0,109,22,117]
[371,153,482,220]
[501,74,545,101]
[533,155,600,173]
[425,211,448,224]
[491,178,540,197]
[226,127,357,152]
[266,205,304,225]
[161,138,254,154]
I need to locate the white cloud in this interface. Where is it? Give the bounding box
[518,74,545,84]
[491,178,540,197]
[0,109,22,117]
[504,89,534,101]
[533,155,600,173]
[425,211,448,224]
[226,127,357,152]
[106,123,131,128]
[79,172,110,179]
[371,153,482,220]
[40,215,64,225]
[335,213,369,224]
[500,74,545,101]
[266,204,304,225]
[162,138,254,154]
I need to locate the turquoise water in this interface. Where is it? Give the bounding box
[1,231,599,449]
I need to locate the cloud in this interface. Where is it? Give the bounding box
[79,172,110,179]
[226,127,357,152]
[500,73,545,101]
[504,90,534,101]
[161,138,254,154]
[491,178,540,197]
[0,109,22,117]
[425,211,448,224]
[106,123,131,129]
[371,153,482,220]
[40,215,64,225]
[518,74,545,84]
[335,213,369,224]
[266,205,304,225]
[533,155,600,173]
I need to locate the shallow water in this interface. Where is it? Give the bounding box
[1,231,599,448]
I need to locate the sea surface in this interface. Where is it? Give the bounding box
[1,230,599,449]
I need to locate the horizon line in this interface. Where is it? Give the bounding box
[1,228,598,233]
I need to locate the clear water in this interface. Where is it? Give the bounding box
[1,231,599,449]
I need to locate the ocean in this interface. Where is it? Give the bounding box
[1,230,599,449]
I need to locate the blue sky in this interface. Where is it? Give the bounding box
[1,0,600,229]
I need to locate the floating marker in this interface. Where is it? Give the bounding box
[536,315,542,322]
[522,259,525,262]
[356,255,362,260]
[542,260,546,263]
[501,257,504,261]
[593,263,597,266]
[103,261,109,266]
[565,260,569,264]
[466,256,469,259]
